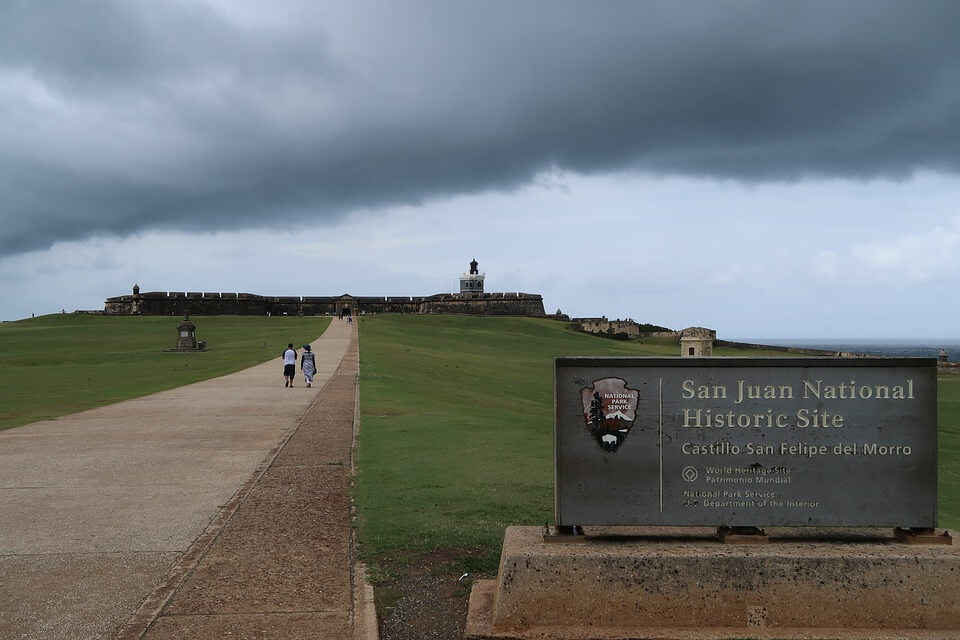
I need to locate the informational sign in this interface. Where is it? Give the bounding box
[555,358,938,528]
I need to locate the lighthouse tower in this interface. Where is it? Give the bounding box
[459,258,485,297]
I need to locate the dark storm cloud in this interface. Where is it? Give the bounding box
[2,0,960,255]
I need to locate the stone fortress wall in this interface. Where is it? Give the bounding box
[573,318,645,339]
[104,289,545,317]
[714,338,876,358]
[105,260,545,317]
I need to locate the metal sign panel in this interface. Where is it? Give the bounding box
[555,358,938,527]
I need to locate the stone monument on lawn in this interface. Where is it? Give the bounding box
[176,313,197,350]
[466,356,958,640]
[169,313,205,351]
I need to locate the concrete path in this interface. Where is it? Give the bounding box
[131,325,364,639]
[0,318,354,640]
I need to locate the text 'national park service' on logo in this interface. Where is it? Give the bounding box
[581,377,639,452]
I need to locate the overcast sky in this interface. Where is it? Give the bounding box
[2,1,960,338]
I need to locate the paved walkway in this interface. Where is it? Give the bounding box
[0,318,359,639]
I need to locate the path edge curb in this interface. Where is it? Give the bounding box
[351,326,380,640]
[112,351,336,640]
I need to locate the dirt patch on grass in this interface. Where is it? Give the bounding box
[373,549,490,640]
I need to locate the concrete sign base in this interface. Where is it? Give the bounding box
[465,526,960,640]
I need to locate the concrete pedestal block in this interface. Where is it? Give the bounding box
[465,526,960,640]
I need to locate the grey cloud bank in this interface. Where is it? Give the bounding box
[2,1,960,255]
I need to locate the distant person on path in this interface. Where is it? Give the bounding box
[282,343,297,387]
[301,344,316,388]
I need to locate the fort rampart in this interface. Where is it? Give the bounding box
[104,290,545,317]
[714,338,877,358]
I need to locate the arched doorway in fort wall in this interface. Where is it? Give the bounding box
[336,295,356,318]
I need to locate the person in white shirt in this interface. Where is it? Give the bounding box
[282,343,297,387]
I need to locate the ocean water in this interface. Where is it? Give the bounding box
[734,339,960,362]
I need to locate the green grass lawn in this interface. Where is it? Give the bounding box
[352,316,803,574]
[354,315,960,578]
[0,313,330,430]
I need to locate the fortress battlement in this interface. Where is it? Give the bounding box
[105,289,545,317]
[105,262,545,317]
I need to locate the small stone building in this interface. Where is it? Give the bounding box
[680,327,716,357]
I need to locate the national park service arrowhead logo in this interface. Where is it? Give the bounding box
[581,377,639,452]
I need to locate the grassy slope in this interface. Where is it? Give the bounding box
[354,316,808,572]
[355,316,960,575]
[0,314,329,430]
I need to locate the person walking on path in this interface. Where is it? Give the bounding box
[301,344,316,388]
[282,343,297,387]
